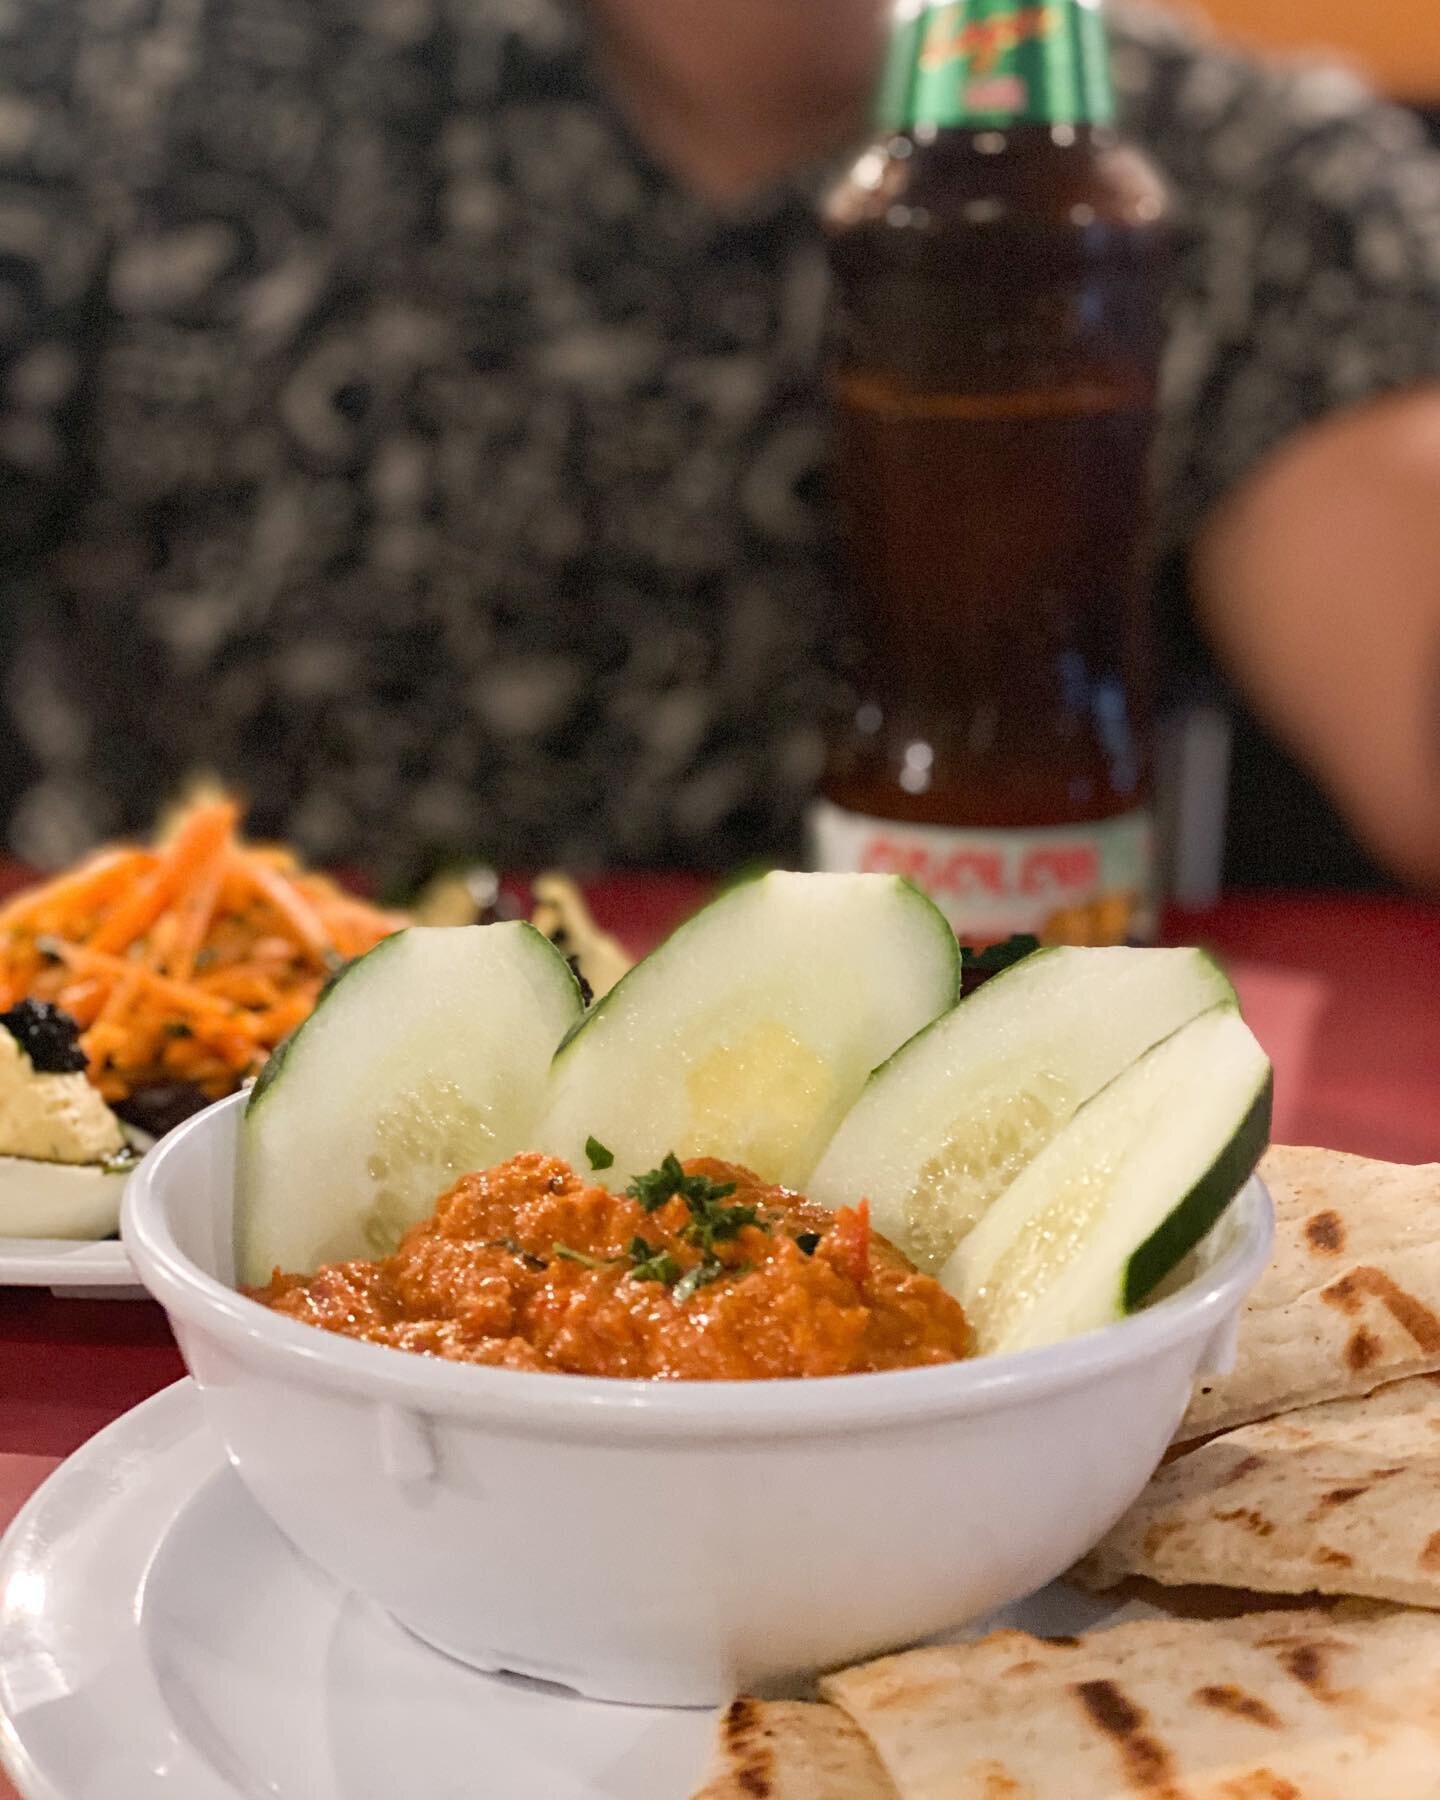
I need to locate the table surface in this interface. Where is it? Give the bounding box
[0,881,1436,1798]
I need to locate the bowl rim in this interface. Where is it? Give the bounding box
[122,1092,1274,1442]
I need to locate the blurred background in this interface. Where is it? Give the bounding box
[1175,0,1440,895]
[0,9,1437,1709]
[2,0,1439,904]
[0,2,1437,1566]
[1192,0,1440,125]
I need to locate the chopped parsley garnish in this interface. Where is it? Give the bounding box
[487,1237,548,1270]
[794,1231,821,1256]
[625,1152,734,1213]
[548,1153,774,1303]
[627,1236,683,1285]
[672,1260,733,1305]
[683,1200,760,1245]
[551,1242,609,1270]
[626,1153,761,1248]
[621,1152,769,1299]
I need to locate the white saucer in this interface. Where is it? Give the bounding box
[0,1382,1135,1800]
[0,1236,142,1299]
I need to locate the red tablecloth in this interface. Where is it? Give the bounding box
[0,882,1435,1799]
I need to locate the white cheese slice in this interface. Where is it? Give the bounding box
[0,1157,126,1238]
[0,1026,131,1238]
[0,1030,125,1164]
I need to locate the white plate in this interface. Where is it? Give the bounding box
[0,1235,142,1298]
[0,1381,1143,1800]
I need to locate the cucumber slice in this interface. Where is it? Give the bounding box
[943,1004,1272,1354]
[535,871,959,1192]
[809,947,1234,1273]
[237,923,583,1284]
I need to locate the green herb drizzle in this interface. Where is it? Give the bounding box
[546,1151,778,1303]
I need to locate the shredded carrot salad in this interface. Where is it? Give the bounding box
[0,799,406,1104]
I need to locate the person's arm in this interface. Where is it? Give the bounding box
[1115,8,1440,891]
[1193,390,1440,891]
[590,1,1440,885]
[589,0,886,202]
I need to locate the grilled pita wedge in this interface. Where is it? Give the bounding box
[819,1606,1440,1799]
[1180,1146,1440,1440]
[690,1697,897,1800]
[1078,1375,1440,1607]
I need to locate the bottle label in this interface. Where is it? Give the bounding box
[808,801,1155,944]
[880,0,1116,132]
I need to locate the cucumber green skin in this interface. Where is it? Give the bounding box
[862,943,1059,1087]
[246,923,583,1115]
[245,930,404,1115]
[1122,1063,1273,1312]
[895,875,960,998]
[859,943,1234,1093]
[551,873,960,1063]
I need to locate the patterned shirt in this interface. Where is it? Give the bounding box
[1,0,1438,885]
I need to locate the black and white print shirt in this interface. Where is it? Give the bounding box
[1,0,1438,885]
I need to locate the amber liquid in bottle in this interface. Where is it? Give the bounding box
[813,2,1171,945]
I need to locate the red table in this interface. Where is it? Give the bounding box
[0,883,1436,1798]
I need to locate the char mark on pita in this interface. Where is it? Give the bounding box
[690,1698,898,1800]
[1078,1377,1440,1610]
[1180,1148,1440,1441]
[794,1609,1440,1799]
[1071,1678,1185,1795]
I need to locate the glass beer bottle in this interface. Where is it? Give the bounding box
[811,0,1171,945]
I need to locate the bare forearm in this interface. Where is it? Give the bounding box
[1192,389,1440,891]
[589,0,887,202]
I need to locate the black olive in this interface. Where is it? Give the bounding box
[958,934,1042,997]
[0,1000,88,1074]
[113,1082,212,1139]
[566,954,594,1006]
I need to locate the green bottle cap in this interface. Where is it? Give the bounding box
[875,0,1116,131]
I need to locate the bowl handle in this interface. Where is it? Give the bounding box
[377,1403,438,1486]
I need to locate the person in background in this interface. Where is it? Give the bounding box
[0,0,1438,894]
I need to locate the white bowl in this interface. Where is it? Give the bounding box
[123,1092,1273,1706]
